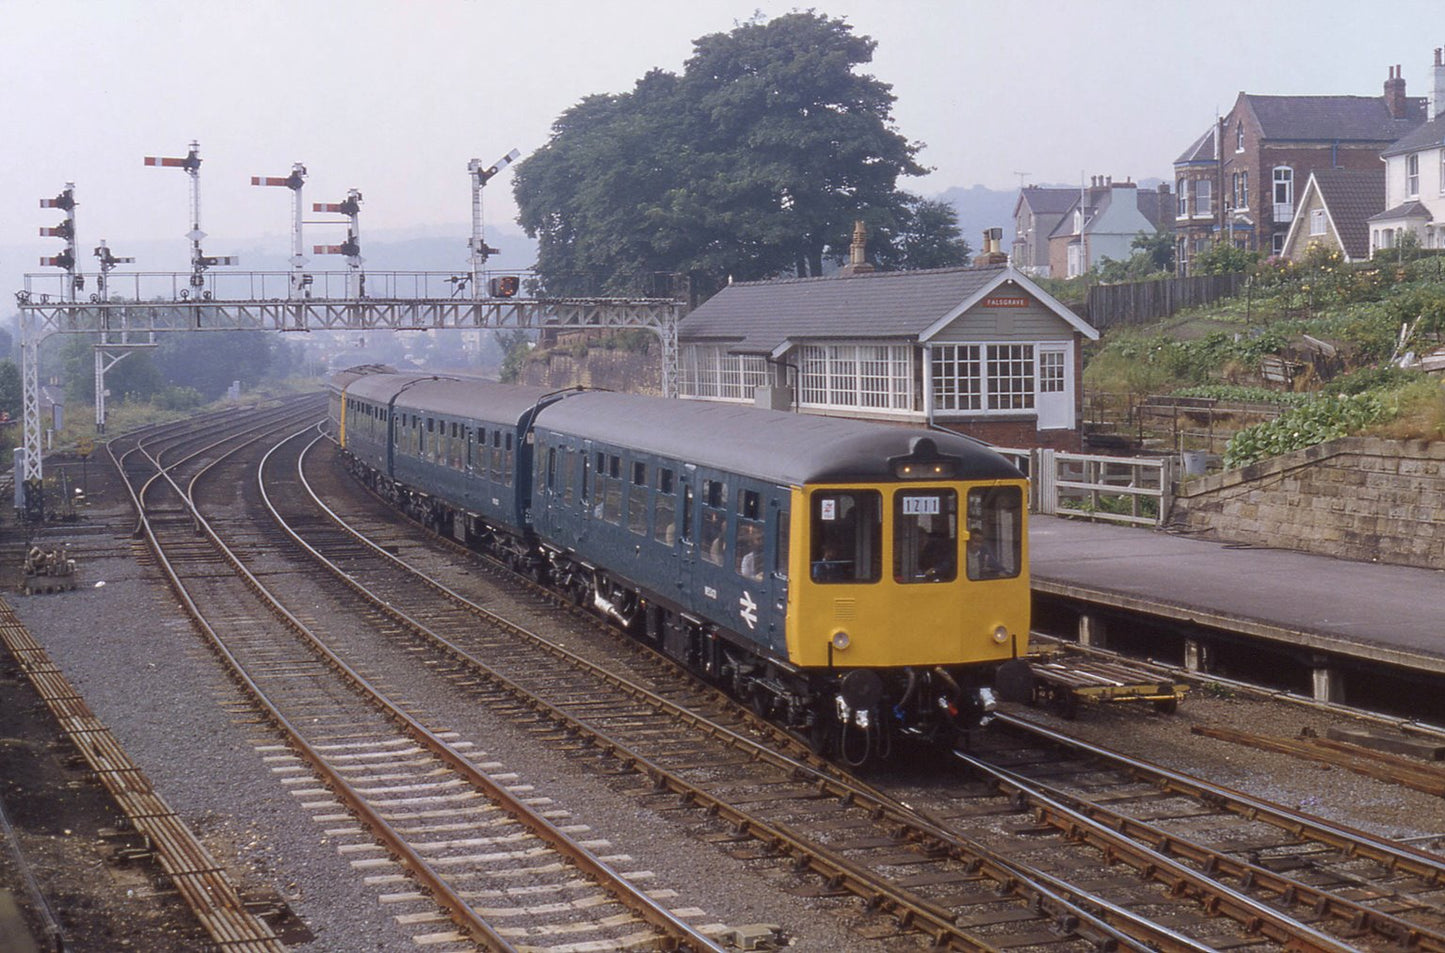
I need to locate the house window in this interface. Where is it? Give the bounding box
[1439,150,1445,194]
[1039,350,1065,393]
[1277,169,1300,218]
[1407,153,1421,197]
[1194,179,1212,217]
[678,345,769,401]
[1240,171,1248,206]
[1310,208,1327,236]
[798,344,913,413]
[1236,123,1245,153]
[1272,232,1286,256]
[1176,179,1188,218]
[931,344,1035,413]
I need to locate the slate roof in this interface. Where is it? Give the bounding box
[1175,127,1216,164]
[1015,186,1078,216]
[679,265,1094,355]
[1302,169,1385,259]
[1367,200,1433,223]
[1383,113,1445,156]
[1244,93,1426,142]
[1134,188,1172,231]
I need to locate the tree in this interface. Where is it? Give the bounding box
[513,12,945,291]
[0,360,20,421]
[1131,230,1175,274]
[1192,240,1259,276]
[866,197,971,271]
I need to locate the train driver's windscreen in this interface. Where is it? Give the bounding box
[965,486,1023,580]
[893,489,958,583]
[809,491,881,583]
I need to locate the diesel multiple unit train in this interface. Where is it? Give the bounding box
[328,366,1031,761]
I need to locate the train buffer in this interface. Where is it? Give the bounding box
[1018,651,1187,718]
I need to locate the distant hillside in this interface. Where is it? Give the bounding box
[934,185,1021,253]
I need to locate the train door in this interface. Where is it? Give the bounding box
[676,465,698,601]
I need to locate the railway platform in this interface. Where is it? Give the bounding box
[1028,515,1445,700]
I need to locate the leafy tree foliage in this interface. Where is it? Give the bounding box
[0,360,21,420]
[514,12,953,292]
[867,197,971,271]
[1191,240,1259,276]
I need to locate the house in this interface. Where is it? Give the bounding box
[1279,169,1385,262]
[676,263,1099,450]
[1010,186,1076,277]
[1370,51,1445,252]
[1174,64,1427,272]
[1045,177,1172,278]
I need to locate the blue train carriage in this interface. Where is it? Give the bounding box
[336,371,563,559]
[530,393,1031,758]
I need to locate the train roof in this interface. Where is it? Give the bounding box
[339,372,559,426]
[535,392,1023,485]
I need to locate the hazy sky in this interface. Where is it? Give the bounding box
[4,0,1444,296]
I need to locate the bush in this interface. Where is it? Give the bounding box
[1223,392,1389,468]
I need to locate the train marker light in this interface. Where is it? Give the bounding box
[831,630,851,651]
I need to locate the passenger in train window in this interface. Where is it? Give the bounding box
[736,521,764,580]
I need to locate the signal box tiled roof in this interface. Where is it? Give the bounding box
[679,265,1096,355]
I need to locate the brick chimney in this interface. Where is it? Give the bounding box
[1385,64,1408,119]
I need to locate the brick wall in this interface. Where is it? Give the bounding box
[1169,437,1445,568]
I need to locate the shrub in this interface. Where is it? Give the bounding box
[1223,392,1389,468]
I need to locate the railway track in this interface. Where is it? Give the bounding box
[939,713,1445,949]
[291,423,1428,952]
[111,400,729,952]
[89,396,1445,951]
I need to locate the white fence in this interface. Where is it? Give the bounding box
[999,448,1175,528]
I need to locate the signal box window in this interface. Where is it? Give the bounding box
[894,490,958,583]
[810,491,881,583]
[966,486,1023,581]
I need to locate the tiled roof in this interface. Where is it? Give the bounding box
[1367,199,1433,223]
[1015,187,1078,215]
[681,266,1010,353]
[1175,127,1216,164]
[1245,93,1426,142]
[1308,169,1385,259]
[1134,188,1172,231]
[1383,113,1445,156]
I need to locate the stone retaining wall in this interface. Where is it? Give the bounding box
[1169,437,1445,569]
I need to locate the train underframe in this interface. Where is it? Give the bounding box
[345,453,1004,764]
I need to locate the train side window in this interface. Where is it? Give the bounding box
[504,433,514,487]
[701,479,728,565]
[628,461,648,535]
[562,450,576,505]
[966,486,1023,580]
[600,454,623,524]
[680,483,694,543]
[809,491,881,584]
[581,453,592,504]
[740,489,760,520]
[775,517,790,579]
[735,518,764,580]
[546,447,558,490]
[894,490,958,584]
[652,468,675,545]
[465,428,473,470]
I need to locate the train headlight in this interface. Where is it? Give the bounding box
[831,630,851,651]
[992,625,1009,645]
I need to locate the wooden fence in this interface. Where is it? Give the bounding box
[1086,273,1247,329]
